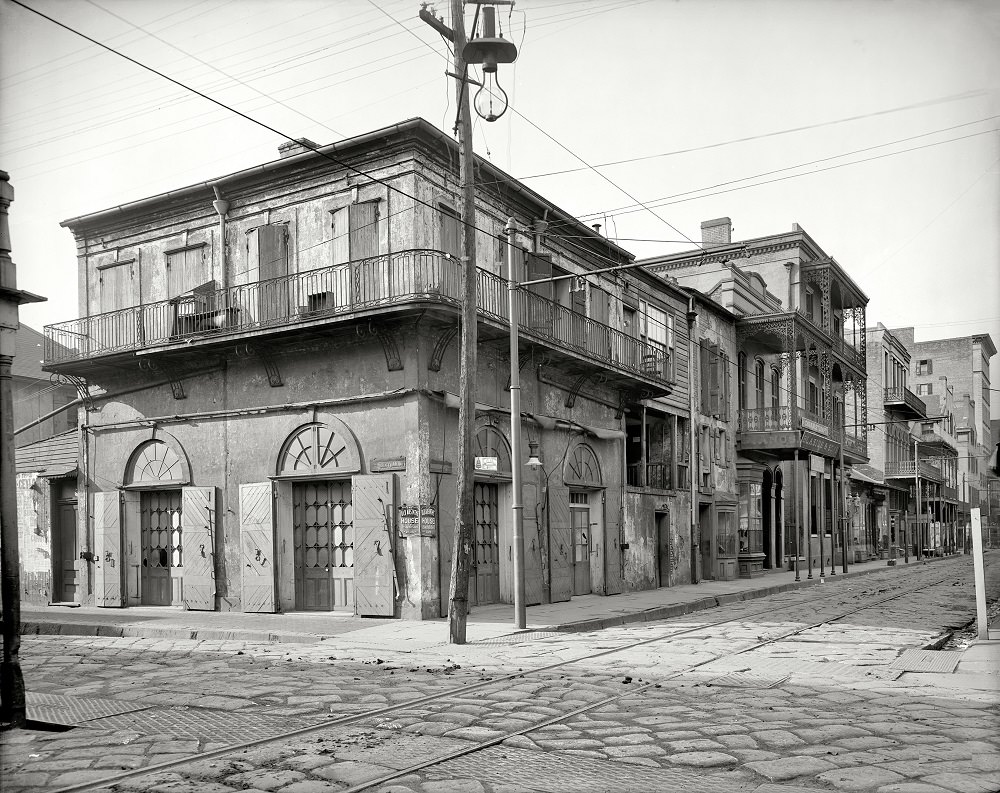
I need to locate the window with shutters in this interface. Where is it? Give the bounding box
[917,359,933,375]
[166,244,208,301]
[98,261,131,313]
[771,367,781,410]
[638,301,674,379]
[331,202,380,264]
[438,204,460,258]
[754,358,765,409]
[737,352,747,410]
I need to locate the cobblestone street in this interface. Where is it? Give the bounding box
[2,556,998,793]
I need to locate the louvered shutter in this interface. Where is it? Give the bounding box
[547,485,573,602]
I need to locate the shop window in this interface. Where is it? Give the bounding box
[739,481,763,555]
[717,510,737,557]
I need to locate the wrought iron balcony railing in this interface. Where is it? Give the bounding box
[737,406,794,432]
[884,459,944,481]
[626,462,674,490]
[883,386,927,418]
[44,249,673,385]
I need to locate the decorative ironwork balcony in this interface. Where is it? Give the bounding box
[44,249,674,387]
[841,432,868,458]
[942,484,958,501]
[738,406,793,432]
[883,386,927,419]
[884,459,944,481]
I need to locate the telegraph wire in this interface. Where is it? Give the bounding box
[519,91,988,184]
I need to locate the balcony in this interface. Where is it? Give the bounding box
[884,459,944,482]
[917,423,958,456]
[44,250,673,394]
[943,484,958,501]
[883,386,927,420]
[626,463,673,490]
[736,406,851,460]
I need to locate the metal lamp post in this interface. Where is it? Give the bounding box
[505,218,527,630]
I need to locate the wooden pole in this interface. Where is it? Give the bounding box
[446,0,478,644]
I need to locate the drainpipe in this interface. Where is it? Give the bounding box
[212,186,230,292]
[687,297,700,583]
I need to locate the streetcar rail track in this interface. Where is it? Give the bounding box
[41,561,965,793]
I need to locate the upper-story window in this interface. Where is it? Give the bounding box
[97,260,133,313]
[331,201,380,263]
[917,383,932,396]
[737,352,747,410]
[638,300,674,378]
[438,204,460,258]
[754,358,765,409]
[700,340,730,419]
[771,367,780,411]
[805,289,815,321]
[166,243,208,300]
[917,358,933,375]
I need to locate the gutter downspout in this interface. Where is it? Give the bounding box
[687,297,700,583]
[212,187,230,293]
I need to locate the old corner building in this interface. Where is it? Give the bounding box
[34,118,703,618]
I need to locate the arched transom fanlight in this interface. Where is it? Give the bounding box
[278,423,357,476]
[564,443,603,487]
[474,424,511,473]
[128,440,185,485]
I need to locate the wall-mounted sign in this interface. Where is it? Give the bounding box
[809,454,826,474]
[474,456,498,472]
[398,504,437,537]
[371,457,406,472]
[800,415,830,437]
[800,431,839,458]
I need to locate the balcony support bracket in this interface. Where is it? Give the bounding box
[235,343,283,387]
[52,373,94,411]
[565,372,607,409]
[137,359,186,400]
[428,324,459,372]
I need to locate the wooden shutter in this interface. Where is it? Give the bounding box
[700,341,711,414]
[709,344,722,415]
[257,226,289,322]
[331,207,350,265]
[240,482,276,613]
[352,474,396,617]
[94,491,123,607]
[547,485,573,602]
[439,205,460,258]
[603,487,623,596]
[122,490,141,605]
[182,487,216,611]
[350,201,379,260]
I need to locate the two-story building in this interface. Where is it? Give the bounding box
[37,118,696,617]
[641,218,869,578]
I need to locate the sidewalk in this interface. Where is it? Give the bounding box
[20,554,958,648]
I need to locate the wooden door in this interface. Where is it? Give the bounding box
[255,225,289,324]
[240,482,277,613]
[181,487,216,611]
[657,511,671,587]
[94,491,123,607]
[293,480,354,611]
[570,494,591,595]
[547,485,573,603]
[53,503,78,602]
[473,482,500,605]
[352,474,395,617]
[140,490,182,606]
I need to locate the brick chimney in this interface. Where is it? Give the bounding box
[278,138,321,158]
[701,217,732,247]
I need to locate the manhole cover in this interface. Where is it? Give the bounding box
[889,649,962,673]
[26,692,154,725]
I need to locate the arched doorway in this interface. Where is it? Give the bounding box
[471,423,512,606]
[562,442,604,597]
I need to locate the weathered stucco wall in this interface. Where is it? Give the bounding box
[17,472,51,604]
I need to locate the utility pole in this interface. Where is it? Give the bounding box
[421,1,478,644]
[1,171,44,728]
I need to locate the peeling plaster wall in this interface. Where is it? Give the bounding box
[17,472,52,604]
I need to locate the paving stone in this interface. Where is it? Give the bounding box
[730,749,781,762]
[421,780,486,793]
[752,729,807,748]
[818,766,906,790]
[874,784,957,793]
[281,754,337,772]
[314,760,400,785]
[835,736,899,750]
[919,771,1000,792]
[971,753,1000,772]
[745,755,838,781]
[277,781,350,793]
[608,755,662,767]
[500,735,539,751]
[666,751,737,768]
[443,726,507,742]
[225,770,306,790]
[665,738,727,753]
[651,730,703,741]
[92,754,148,770]
[603,744,666,758]
[716,733,757,749]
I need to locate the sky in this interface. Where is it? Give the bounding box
[1,0,999,416]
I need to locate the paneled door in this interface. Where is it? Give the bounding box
[140,490,183,606]
[570,492,591,595]
[472,482,500,605]
[293,480,354,611]
[53,503,78,602]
